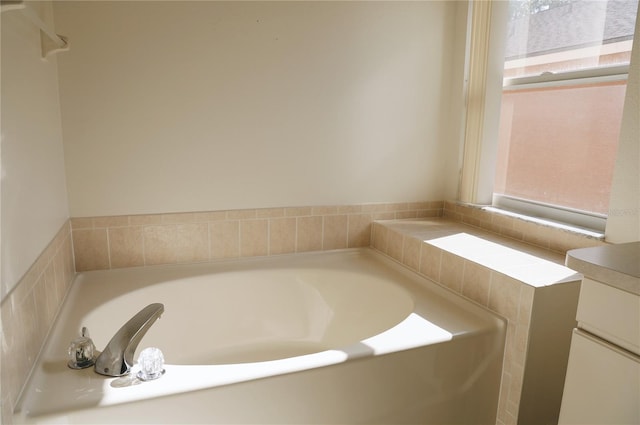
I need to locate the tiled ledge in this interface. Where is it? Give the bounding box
[70,202,443,272]
[371,218,582,425]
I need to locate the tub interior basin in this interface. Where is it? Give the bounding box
[66,251,417,364]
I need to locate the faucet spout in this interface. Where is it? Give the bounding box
[95,303,164,377]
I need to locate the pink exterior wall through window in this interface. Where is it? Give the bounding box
[494,80,627,215]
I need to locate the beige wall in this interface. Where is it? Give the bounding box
[53,1,461,217]
[605,6,640,243]
[1,1,70,299]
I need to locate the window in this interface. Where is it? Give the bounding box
[493,0,638,231]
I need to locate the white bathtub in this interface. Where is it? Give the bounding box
[14,248,505,424]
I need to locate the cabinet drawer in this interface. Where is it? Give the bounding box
[559,329,640,424]
[577,278,640,355]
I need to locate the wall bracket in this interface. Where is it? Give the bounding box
[1,0,69,59]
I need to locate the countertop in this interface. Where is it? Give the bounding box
[566,241,640,295]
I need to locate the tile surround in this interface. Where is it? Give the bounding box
[2,199,605,424]
[70,202,444,271]
[1,221,75,424]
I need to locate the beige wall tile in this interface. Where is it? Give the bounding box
[386,230,404,261]
[497,370,512,425]
[63,237,75,289]
[492,213,515,233]
[338,205,362,214]
[93,215,129,228]
[513,219,538,240]
[312,206,338,215]
[417,209,441,218]
[386,202,408,212]
[227,209,257,220]
[286,207,311,217]
[371,222,388,251]
[21,294,41,388]
[323,215,348,250]
[348,214,372,248]
[20,293,40,367]
[489,272,522,322]
[362,203,388,213]
[207,211,227,221]
[372,212,395,220]
[161,212,197,224]
[409,202,430,210]
[191,212,212,222]
[462,260,491,306]
[518,285,535,327]
[240,219,268,257]
[503,321,518,374]
[210,221,240,259]
[176,223,209,263]
[419,242,442,282]
[70,217,93,229]
[396,210,418,219]
[500,226,524,241]
[443,209,463,222]
[109,226,144,268]
[402,237,422,272]
[42,263,59,323]
[129,214,163,226]
[53,254,68,309]
[514,322,530,365]
[33,277,50,345]
[522,226,551,250]
[269,218,296,255]
[50,243,68,304]
[461,215,483,229]
[440,251,464,292]
[508,363,525,414]
[297,216,323,252]
[256,208,285,218]
[73,228,110,271]
[143,225,178,265]
[444,200,457,211]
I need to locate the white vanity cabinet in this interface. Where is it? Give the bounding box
[559,242,640,425]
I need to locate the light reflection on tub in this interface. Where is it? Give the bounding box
[14,248,505,425]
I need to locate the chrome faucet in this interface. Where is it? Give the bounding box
[95,303,164,377]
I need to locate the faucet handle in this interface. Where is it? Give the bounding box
[68,327,96,369]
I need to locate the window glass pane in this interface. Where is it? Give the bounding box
[505,0,637,78]
[494,80,626,215]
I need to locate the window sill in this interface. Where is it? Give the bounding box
[443,201,606,254]
[482,206,605,240]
